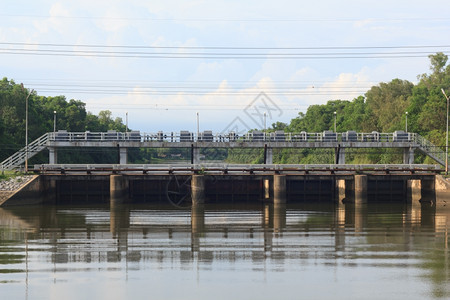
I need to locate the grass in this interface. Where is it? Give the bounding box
[0,170,26,181]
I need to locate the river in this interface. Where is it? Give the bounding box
[0,201,449,299]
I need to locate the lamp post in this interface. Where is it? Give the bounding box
[24,88,34,172]
[196,112,199,141]
[53,111,57,133]
[405,111,408,132]
[264,112,267,140]
[125,111,128,138]
[441,88,449,175]
[334,111,337,133]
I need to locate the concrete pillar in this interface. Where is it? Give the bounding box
[420,177,436,205]
[273,175,286,204]
[266,147,273,164]
[403,147,414,164]
[110,175,128,204]
[335,147,345,164]
[336,179,346,203]
[49,147,57,164]
[264,179,270,199]
[354,175,368,204]
[407,179,421,205]
[191,175,205,205]
[119,147,128,164]
[193,147,201,164]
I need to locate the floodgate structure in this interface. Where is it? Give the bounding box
[0,130,448,207]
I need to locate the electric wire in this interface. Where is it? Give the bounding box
[1,42,449,59]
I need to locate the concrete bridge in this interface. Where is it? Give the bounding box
[0,130,446,207]
[0,130,448,170]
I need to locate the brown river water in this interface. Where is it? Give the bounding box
[0,199,449,299]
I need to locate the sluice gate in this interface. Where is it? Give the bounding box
[2,164,439,206]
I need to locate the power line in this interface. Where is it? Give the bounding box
[1,14,449,23]
[2,50,446,60]
[1,42,449,59]
[2,42,450,50]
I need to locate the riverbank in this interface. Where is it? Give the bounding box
[0,175,34,203]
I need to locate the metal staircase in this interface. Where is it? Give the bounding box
[413,134,447,166]
[0,133,49,171]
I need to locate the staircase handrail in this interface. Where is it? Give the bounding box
[0,133,49,171]
[413,133,447,166]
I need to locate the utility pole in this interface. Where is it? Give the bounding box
[405,111,408,132]
[22,85,34,173]
[126,111,128,139]
[53,111,57,133]
[334,111,337,133]
[441,89,449,175]
[196,112,199,141]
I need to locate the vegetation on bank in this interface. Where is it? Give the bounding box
[229,53,450,164]
[0,170,23,181]
[0,53,449,165]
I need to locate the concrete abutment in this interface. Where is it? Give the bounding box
[191,175,205,205]
[110,174,128,204]
[273,175,287,204]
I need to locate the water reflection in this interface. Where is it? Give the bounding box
[0,202,449,299]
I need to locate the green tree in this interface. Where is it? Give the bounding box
[365,79,413,132]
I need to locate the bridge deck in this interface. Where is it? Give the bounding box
[35,163,442,176]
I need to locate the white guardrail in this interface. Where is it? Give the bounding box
[48,130,414,143]
[1,131,448,171]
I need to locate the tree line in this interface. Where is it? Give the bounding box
[230,53,450,164]
[1,53,449,165]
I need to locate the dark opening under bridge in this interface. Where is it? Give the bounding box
[0,130,446,207]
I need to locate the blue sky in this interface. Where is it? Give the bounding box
[1,0,449,134]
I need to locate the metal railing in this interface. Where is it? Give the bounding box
[0,133,49,171]
[2,130,448,171]
[48,130,415,143]
[413,134,447,166]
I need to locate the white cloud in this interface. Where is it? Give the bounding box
[33,2,71,34]
[1,0,448,133]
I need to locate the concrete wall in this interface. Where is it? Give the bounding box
[435,175,450,191]
[0,175,53,206]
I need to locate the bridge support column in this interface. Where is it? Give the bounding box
[193,147,201,164]
[273,175,286,204]
[191,175,205,205]
[264,146,273,164]
[420,177,436,205]
[119,148,128,164]
[49,147,57,164]
[336,179,345,203]
[354,175,368,204]
[264,179,270,199]
[335,147,345,164]
[110,174,128,204]
[403,147,414,164]
[343,176,367,204]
